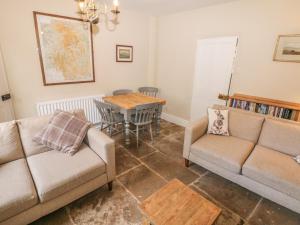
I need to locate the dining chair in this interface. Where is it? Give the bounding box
[113,89,133,96]
[138,87,159,97]
[139,87,160,129]
[94,100,124,137]
[129,103,157,148]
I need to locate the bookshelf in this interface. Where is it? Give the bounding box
[229,93,300,121]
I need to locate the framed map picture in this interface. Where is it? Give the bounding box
[116,45,133,62]
[273,34,300,63]
[33,12,95,86]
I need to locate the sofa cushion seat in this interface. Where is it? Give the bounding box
[27,144,106,203]
[0,159,38,222]
[190,134,255,174]
[242,145,300,201]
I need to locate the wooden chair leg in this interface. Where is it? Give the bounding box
[149,124,153,143]
[136,125,139,148]
[109,125,112,137]
[108,181,113,191]
[185,159,190,167]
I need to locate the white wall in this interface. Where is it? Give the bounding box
[147,17,158,86]
[0,0,152,118]
[155,0,300,120]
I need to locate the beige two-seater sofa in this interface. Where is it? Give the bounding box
[0,114,115,225]
[184,105,300,214]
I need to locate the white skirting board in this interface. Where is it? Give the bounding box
[161,112,189,128]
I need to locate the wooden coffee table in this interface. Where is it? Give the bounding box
[140,179,221,225]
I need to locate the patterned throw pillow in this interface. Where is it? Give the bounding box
[33,110,91,155]
[207,108,229,136]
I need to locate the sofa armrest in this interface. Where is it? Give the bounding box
[84,127,115,182]
[183,116,208,159]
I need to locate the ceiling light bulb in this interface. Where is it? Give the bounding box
[78,1,85,12]
[113,0,119,7]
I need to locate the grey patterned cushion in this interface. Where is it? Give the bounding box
[207,108,229,136]
[33,110,91,155]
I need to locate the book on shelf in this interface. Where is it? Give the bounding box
[230,99,294,120]
[229,94,300,121]
[291,110,297,120]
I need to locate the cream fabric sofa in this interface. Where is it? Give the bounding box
[0,114,115,225]
[183,106,300,214]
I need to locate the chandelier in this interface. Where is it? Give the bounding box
[76,0,120,26]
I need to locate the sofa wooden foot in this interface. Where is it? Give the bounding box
[108,181,113,191]
[185,159,190,167]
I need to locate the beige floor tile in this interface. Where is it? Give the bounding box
[141,152,198,184]
[194,172,261,219]
[117,165,166,201]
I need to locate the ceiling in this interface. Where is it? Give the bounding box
[120,0,239,15]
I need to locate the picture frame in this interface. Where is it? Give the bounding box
[273,34,300,63]
[116,45,133,62]
[33,11,95,86]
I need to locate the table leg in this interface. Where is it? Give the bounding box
[156,105,163,135]
[125,120,130,145]
[123,109,131,146]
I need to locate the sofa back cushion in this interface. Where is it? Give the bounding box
[229,110,265,143]
[0,121,24,164]
[212,105,265,143]
[17,109,88,157]
[33,110,91,156]
[17,115,51,157]
[258,118,300,156]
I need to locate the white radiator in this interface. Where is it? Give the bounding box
[36,95,104,124]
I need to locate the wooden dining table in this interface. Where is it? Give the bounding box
[103,93,166,145]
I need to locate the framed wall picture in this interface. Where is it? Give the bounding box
[273,34,300,63]
[33,11,95,86]
[116,45,133,62]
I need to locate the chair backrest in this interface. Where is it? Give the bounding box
[133,103,157,125]
[138,87,159,97]
[94,100,118,124]
[113,89,133,96]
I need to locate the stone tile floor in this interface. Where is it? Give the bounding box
[32,120,300,225]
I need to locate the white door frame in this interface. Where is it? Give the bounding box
[0,47,15,122]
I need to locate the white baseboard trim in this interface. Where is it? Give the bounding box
[161,112,189,127]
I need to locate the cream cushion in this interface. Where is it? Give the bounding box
[17,115,51,157]
[0,159,38,222]
[229,110,264,143]
[0,121,24,165]
[27,144,106,203]
[207,108,229,136]
[191,134,255,174]
[33,110,90,156]
[212,105,265,143]
[258,118,300,156]
[243,145,300,201]
[17,110,88,157]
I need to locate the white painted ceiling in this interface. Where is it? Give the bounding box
[120,0,239,15]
